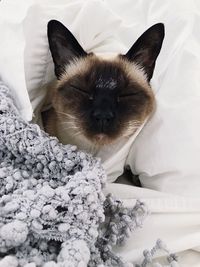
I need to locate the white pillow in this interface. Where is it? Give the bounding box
[125,0,200,197]
[0,0,33,121]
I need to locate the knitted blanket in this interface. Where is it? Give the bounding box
[0,81,178,267]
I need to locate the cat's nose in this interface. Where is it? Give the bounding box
[93,109,114,121]
[92,109,114,130]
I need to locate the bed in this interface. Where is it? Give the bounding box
[0,0,200,266]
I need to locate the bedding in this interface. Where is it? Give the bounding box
[0,81,179,267]
[0,0,200,266]
[0,81,135,267]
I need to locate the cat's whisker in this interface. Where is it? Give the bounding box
[57,111,76,120]
[63,126,80,130]
[62,126,83,137]
[61,123,81,130]
[73,131,83,137]
[122,120,142,137]
[61,126,80,132]
[60,121,78,126]
[59,119,80,126]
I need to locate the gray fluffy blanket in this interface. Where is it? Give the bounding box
[0,81,178,267]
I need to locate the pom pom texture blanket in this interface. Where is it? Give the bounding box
[0,81,178,267]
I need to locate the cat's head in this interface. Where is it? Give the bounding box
[47,20,164,145]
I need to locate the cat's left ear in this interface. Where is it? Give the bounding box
[122,23,165,81]
[48,20,87,79]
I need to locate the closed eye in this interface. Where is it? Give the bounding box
[70,84,89,95]
[119,92,140,98]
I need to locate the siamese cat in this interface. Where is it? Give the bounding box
[43,20,164,156]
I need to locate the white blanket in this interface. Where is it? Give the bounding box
[0,0,200,266]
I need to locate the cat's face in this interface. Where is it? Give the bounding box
[47,20,164,145]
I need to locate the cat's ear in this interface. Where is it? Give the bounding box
[47,20,87,79]
[123,23,165,81]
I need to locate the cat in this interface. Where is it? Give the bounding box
[43,20,164,157]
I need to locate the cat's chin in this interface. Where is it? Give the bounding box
[92,134,107,146]
[95,134,106,141]
[91,133,116,146]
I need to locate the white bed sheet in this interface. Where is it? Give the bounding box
[105,183,200,266]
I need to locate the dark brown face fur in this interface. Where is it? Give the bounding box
[51,55,154,144]
[47,20,164,145]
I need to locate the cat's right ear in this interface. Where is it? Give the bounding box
[47,20,87,79]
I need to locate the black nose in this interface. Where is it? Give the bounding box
[92,109,114,131]
[93,109,114,121]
